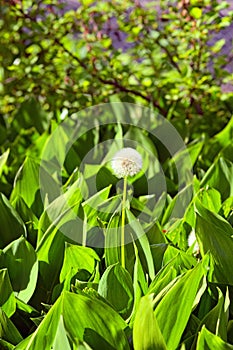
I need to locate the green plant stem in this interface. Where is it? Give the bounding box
[121,176,127,269]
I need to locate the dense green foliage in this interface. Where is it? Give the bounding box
[0,0,233,349]
[1,0,233,137]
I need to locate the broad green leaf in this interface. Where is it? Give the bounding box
[198,288,229,341]
[96,167,118,191]
[105,214,121,267]
[36,185,84,301]
[35,227,65,306]
[126,209,155,280]
[196,326,233,350]
[11,157,41,209]
[15,335,33,350]
[161,185,193,226]
[95,194,122,225]
[201,117,233,163]
[221,196,233,223]
[25,291,129,350]
[197,187,222,213]
[16,297,38,316]
[130,242,148,325]
[37,183,83,244]
[11,156,59,216]
[195,201,233,285]
[0,308,23,345]
[148,264,179,296]
[82,185,112,227]
[52,316,72,350]
[0,269,16,317]
[0,339,14,349]
[154,261,206,350]
[0,193,26,249]
[24,292,62,350]
[11,195,38,246]
[133,294,167,350]
[150,243,167,273]
[1,237,38,303]
[200,157,233,201]
[60,243,100,283]
[162,246,196,268]
[62,291,129,350]
[148,251,197,297]
[98,263,134,319]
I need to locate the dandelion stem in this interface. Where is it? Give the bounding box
[121,176,127,269]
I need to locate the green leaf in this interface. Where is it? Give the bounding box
[37,183,83,244]
[0,193,26,249]
[12,98,48,134]
[197,188,222,213]
[195,201,233,285]
[35,227,65,306]
[190,7,202,19]
[133,294,167,350]
[11,196,38,246]
[162,246,197,268]
[201,117,233,162]
[126,209,155,280]
[11,157,41,209]
[198,288,230,341]
[0,149,10,177]
[154,261,207,350]
[200,157,233,201]
[161,185,193,226]
[82,185,112,227]
[0,339,15,349]
[105,214,121,267]
[62,291,129,349]
[197,326,233,350]
[1,237,38,303]
[24,292,62,350]
[52,316,72,350]
[60,243,100,284]
[0,308,23,345]
[0,269,16,317]
[130,242,148,326]
[98,263,134,319]
[148,265,178,296]
[24,291,129,350]
[211,39,226,54]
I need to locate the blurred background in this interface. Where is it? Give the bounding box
[0,0,233,142]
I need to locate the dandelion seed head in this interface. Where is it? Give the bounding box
[111,147,143,178]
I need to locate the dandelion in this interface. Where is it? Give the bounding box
[111,147,143,178]
[111,148,143,268]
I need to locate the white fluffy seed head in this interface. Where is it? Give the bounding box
[111,147,143,178]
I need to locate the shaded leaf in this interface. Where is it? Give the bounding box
[196,326,233,350]
[0,193,26,249]
[195,201,233,285]
[154,261,207,350]
[98,263,134,319]
[1,237,38,303]
[133,294,167,350]
[0,269,16,317]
